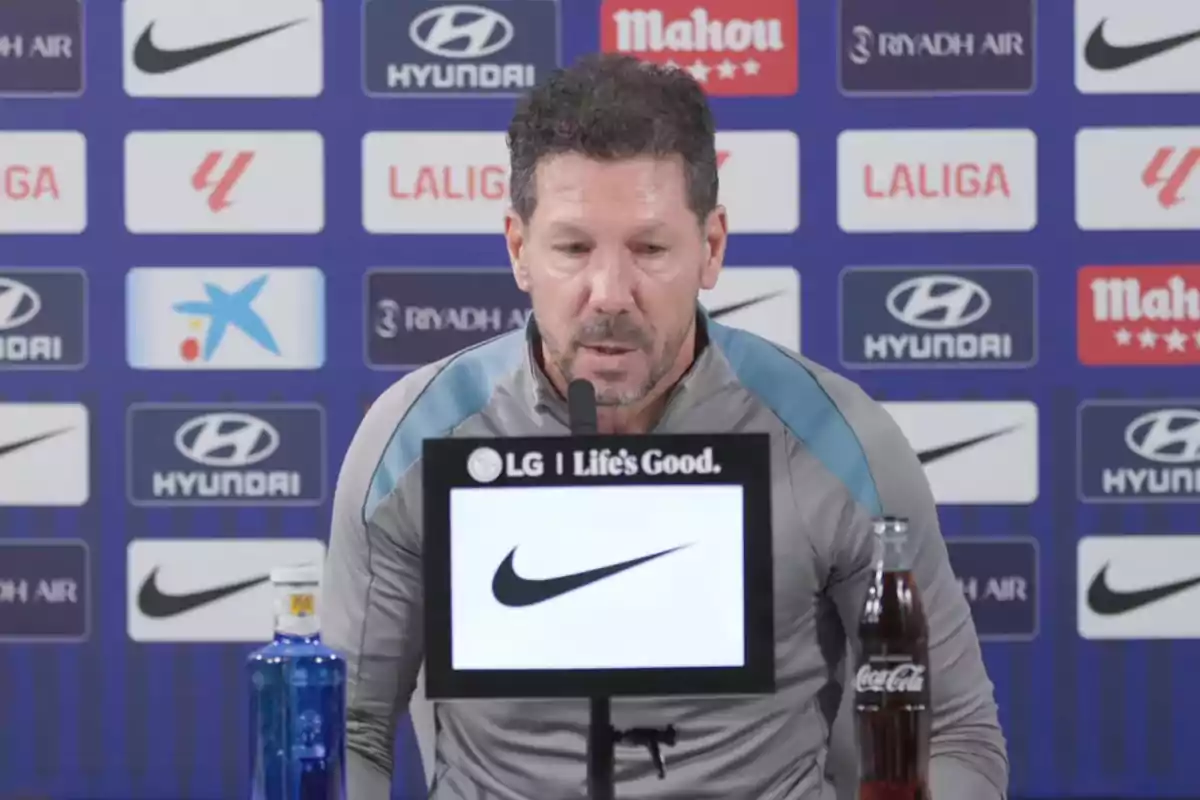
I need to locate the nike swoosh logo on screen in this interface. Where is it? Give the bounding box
[492,545,690,607]
[915,426,1018,466]
[1087,564,1200,615]
[0,427,73,460]
[707,292,785,320]
[137,568,270,619]
[1084,19,1200,70]
[133,18,306,75]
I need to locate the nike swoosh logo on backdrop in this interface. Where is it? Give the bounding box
[1084,19,1200,70]
[133,18,306,75]
[0,427,73,460]
[707,292,786,320]
[492,545,689,607]
[1087,564,1200,615]
[916,426,1018,465]
[137,568,270,618]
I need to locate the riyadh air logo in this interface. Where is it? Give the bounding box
[411,5,513,58]
[840,267,1036,368]
[173,273,279,364]
[1079,401,1200,502]
[126,267,325,370]
[127,403,326,506]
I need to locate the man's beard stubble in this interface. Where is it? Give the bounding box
[553,313,691,407]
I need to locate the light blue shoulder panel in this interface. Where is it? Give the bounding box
[363,331,527,521]
[708,321,882,515]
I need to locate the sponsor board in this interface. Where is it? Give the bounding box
[839,266,1036,369]
[127,538,326,642]
[1078,400,1200,503]
[0,0,83,96]
[945,537,1038,641]
[122,0,322,97]
[1076,127,1200,231]
[599,0,799,96]
[0,403,89,506]
[0,131,87,234]
[882,401,1039,505]
[1075,0,1200,94]
[0,268,87,370]
[367,268,530,369]
[839,0,1035,95]
[837,129,1037,233]
[124,131,324,234]
[126,403,327,507]
[701,267,800,352]
[1079,535,1200,639]
[0,539,89,642]
[126,267,325,370]
[1078,265,1200,365]
[364,0,561,97]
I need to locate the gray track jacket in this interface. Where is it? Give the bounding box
[322,314,1009,799]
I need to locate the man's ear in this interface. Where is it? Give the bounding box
[505,209,532,292]
[700,205,728,290]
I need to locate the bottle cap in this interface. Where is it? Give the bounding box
[270,563,320,586]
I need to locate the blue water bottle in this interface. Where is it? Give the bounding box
[248,563,347,800]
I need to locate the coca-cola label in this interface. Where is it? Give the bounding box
[855,662,927,695]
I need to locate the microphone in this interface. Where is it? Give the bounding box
[568,379,598,435]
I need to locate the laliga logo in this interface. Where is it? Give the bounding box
[886,275,991,331]
[1124,409,1200,465]
[855,663,926,694]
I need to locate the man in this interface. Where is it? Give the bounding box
[323,54,1009,799]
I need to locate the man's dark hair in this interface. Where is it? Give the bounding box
[507,54,719,224]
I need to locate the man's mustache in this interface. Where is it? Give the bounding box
[571,316,651,349]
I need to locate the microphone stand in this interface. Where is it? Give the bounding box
[567,380,616,800]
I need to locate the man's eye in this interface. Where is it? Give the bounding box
[633,243,667,256]
[555,242,591,255]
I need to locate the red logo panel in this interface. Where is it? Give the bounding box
[1078,265,1200,365]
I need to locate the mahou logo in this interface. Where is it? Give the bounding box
[855,662,927,694]
[1078,266,1200,365]
[599,0,798,96]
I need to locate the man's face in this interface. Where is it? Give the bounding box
[505,153,726,406]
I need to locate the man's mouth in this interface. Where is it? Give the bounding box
[581,344,635,356]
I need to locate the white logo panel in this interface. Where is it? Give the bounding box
[1076,127,1200,230]
[0,132,87,234]
[838,129,1037,233]
[700,266,800,352]
[1078,535,1200,639]
[1075,0,1200,94]
[881,401,1039,505]
[125,131,324,234]
[127,538,326,642]
[122,0,323,97]
[0,403,89,506]
[714,131,800,234]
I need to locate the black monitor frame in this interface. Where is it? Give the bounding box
[421,432,775,700]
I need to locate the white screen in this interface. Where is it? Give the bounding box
[448,484,746,671]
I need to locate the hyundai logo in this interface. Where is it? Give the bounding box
[0,278,42,331]
[409,4,514,59]
[1123,409,1200,465]
[885,275,991,331]
[174,413,281,468]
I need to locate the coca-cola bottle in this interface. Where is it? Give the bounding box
[854,517,931,800]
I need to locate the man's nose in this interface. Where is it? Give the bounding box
[585,255,636,314]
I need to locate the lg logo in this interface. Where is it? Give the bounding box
[886,275,992,331]
[1124,409,1200,465]
[174,413,281,468]
[0,278,42,331]
[409,5,514,59]
[466,446,543,483]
